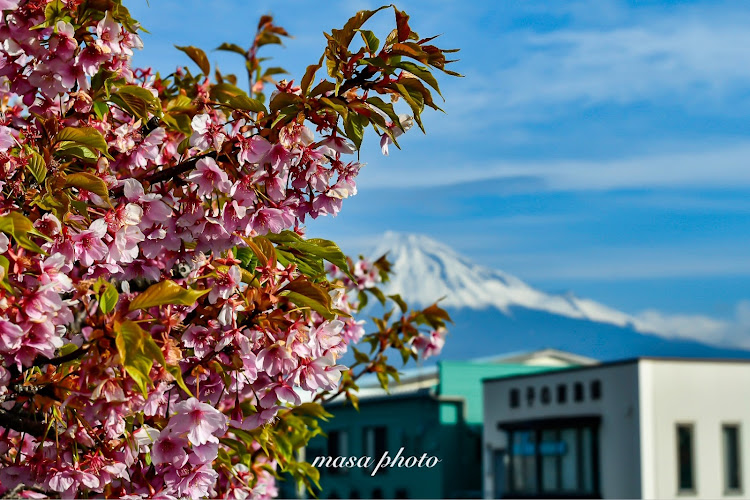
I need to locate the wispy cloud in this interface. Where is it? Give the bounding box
[634,301,750,349]
[442,3,750,121]
[361,142,750,191]
[495,21,750,111]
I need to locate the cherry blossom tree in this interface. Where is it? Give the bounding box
[0,1,458,497]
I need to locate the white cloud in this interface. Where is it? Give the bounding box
[494,20,750,111]
[362,141,750,191]
[634,301,750,349]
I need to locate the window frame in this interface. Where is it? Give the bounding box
[500,416,601,499]
[676,422,697,495]
[362,425,388,475]
[326,429,349,476]
[510,388,520,408]
[722,423,743,495]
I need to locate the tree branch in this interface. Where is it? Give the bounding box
[32,346,88,368]
[110,151,218,198]
[0,409,47,437]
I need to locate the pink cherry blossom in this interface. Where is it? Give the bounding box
[237,135,271,165]
[208,265,241,304]
[0,0,21,11]
[186,157,232,197]
[166,397,228,446]
[250,206,286,235]
[0,318,24,352]
[189,114,224,151]
[71,219,108,266]
[163,463,218,499]
[151,431,189,467]
[0,125,15,151]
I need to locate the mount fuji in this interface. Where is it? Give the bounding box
[366,232,750,361]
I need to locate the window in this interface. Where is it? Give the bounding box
[327,430,348,475]
[395,488,409,498]
[526,387,535,407]
[372,488,384,499]
[557,384,567,404]
[573,382,584,402]
[504,419,600,497]
[723,425,742,492]
[349,490,360,499]
[677,424,695,492]
[510,388,520,408]
[363,426,387,474]
[590,380,601,400]
[541,386,551,405]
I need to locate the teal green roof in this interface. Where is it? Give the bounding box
[437,361,568,424]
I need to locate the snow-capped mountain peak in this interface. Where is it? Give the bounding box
[369,231,634,328]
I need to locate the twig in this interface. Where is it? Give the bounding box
[0,409,47,437]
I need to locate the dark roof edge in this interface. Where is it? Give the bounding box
[481,356,750,384]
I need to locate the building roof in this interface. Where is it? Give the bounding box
[471,348,598,367]
[481,356,750,384]
[326,349,595,405]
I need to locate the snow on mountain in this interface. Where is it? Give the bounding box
[368,231,736,344]
[369,231,635,326]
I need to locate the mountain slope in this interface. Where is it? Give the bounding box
[368,232,750,361]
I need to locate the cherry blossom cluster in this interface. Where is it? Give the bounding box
[0,0,454,497]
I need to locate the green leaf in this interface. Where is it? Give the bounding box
[234,247,258,270]
[359,29,380,53]
[388,294,408,314]
[269,91,302,113]
[343,112,367,150]
[115,320,192,397]
[267,232,353,279]
[227,94,266,113]
[165,95,194,112]
[114,320,158,396]
[100,282,119,314]
[55,127,112,159]
[129,280,209,311]
[394,82,425,132]
[368,286,387,306]
[175,45,210,76]
[110,85,162,121]
[0,212,46,254]
[210,83,267,113]
[300,60,322,96]
[55,144,98,162]
[64,173,109,199]
[215,42,247,56]
[366,96,403,131]
[92,101,108,120]
[394,60,442,97]
[292,402,333,420]
[25,148,47,183]
[281,278,336,320]
[0,255,13,294]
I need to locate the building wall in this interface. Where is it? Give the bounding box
[639,360,750,499]
[482,363,642,499]
[308,395,467,499]
[438,362,566,425]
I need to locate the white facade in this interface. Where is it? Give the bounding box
[483,358,750,499]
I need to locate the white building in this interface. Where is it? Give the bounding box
[482,358,750,499]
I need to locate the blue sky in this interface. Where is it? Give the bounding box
[128,0,750,346]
